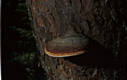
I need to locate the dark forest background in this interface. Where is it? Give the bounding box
[3,0,47,80]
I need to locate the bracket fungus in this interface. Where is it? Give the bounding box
[44,30,89,57]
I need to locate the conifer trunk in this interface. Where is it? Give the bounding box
[27,0,127,79]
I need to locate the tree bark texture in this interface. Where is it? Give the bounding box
[27,0,127,80]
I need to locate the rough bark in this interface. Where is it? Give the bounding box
[27,0,127,80]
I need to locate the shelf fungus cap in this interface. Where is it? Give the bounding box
[44,36,88,57]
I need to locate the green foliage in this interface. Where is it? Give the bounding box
[16,3,27,13]
[6,0,47,80]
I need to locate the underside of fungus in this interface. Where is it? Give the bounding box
[44,30,88,57]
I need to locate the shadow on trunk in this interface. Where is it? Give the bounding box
[65,38,114,68]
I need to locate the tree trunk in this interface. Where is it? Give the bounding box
[26,0,127,80]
